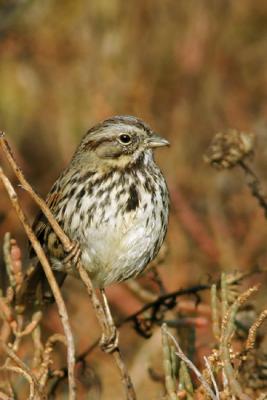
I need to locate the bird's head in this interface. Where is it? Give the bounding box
[73,115,169,171]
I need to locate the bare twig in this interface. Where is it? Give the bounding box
[0,165,76,399]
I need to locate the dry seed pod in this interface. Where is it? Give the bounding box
[204,129,255,169]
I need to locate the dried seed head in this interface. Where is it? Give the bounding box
[204,129,255,170]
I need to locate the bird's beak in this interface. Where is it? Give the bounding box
[146,134,170,148]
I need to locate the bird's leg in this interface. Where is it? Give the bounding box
[99,288,119,353]
[62,241,81,267]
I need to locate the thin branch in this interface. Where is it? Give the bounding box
[0,165,76,400]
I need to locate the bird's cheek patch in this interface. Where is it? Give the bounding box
[95,142,123,159]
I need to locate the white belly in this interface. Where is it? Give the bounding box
[81,212,161,286]
[60,169,168,287]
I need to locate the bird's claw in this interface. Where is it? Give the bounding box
[100,327,119,353]
[63,241,81,266]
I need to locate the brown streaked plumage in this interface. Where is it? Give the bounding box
[22,116,169,303]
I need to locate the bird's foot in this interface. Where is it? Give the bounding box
[63,241,81,267]
[100,326,119,353]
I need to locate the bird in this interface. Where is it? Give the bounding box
[20,115,169,310]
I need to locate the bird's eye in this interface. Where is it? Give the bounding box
[118,134,131,144]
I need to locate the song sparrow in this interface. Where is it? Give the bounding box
[23,116,169,302]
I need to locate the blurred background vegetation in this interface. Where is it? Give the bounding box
[0,1,267,398]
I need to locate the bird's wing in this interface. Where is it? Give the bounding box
[29,191,62,257]
[18,190,66,306]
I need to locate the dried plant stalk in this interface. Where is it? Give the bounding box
[246,308,267,351]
